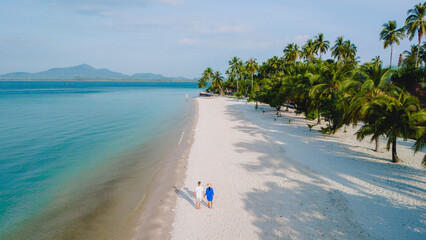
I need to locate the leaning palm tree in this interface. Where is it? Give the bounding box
[197,76,207,88]
[246,58,258,91]
[203,67,213,82]
[314,33,330,59]
[198,67,213,88]
[405,2,426,67]
[331,36,346,61]
[283,43,301,62]
[357,92,423,163]
[380,20,405,67]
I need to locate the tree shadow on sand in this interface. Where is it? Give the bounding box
[223,99,426,239]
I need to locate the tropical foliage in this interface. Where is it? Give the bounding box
[197,3,426,165]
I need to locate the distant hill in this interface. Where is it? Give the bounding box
[0,64,194,81]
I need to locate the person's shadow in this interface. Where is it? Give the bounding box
[174,186,208,209]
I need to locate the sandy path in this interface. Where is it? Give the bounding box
[171,97,425,240]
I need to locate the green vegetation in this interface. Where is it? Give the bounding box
[197,3,426,165]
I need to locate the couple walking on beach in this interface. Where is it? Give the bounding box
[193,181,214,210]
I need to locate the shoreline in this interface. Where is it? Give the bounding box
[0,79,196,82]
[133,97,198,239]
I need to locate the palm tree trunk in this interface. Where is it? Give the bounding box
[390,44,393,68]
[251,74,254,91]
[416,35,421,68]
[237,75,239,93]
[392,137,401,163]
[317,107,321,124]
[375,138,379,152]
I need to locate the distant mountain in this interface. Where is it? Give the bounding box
[0,64,194,81]
[131,73,166,79]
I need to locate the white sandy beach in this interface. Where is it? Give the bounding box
[171,97,425,240]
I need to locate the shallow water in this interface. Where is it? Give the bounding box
[0,81,199,239]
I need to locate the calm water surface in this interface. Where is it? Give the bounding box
[0,81,199,239]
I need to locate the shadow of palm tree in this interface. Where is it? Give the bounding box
[222,99,426,239]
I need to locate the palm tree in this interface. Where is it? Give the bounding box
[212,71,224,95]
[314,33,330,59]
[342,40,357,62]
[331,36,346,61]
[197,76,207,88]
[405,2,426,67]
[419,41,426,66]
[380,20,405,67]
[228,57,242,93]
[246,58,258,91]
[259,56,282,78]
[302,39,316,62]
[346,60,397,151]
[402,44,420,67]
[198,67,213,88]
[309,61,355,124]
[357,92,423,163]
[283,43,301,62]
[203,67,213,81]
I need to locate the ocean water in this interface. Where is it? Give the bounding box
[0,81,199,239]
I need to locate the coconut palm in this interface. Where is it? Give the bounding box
[357,92,423,163]
[283,43,301,62]
[259,56,282,79]
[314,33,330,59]
[309,61,355,124]
[402,44,420,67]
[380,20,405,67]
[412,110,425,162]
[346,60,398,151]
[228,57,242,93]
[212,71,224,95]
[246,58,258,91]
[197,76,207,88]
[198,67,213,88]
[405,2,426,67]
[331,36,346,61]
[302,39,316,62]
[419,41,426,66]
[204,67,213,81]
[342,40,357,62]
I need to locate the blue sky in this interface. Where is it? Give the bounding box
[0,0,422,78]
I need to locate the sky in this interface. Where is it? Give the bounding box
[0,0,423,78]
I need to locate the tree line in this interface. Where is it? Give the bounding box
[197,2,426,165]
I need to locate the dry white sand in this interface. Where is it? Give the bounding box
[171,97,425,240]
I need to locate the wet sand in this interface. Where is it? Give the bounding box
[133,99,198,239]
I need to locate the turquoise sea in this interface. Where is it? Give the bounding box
[0,81,199,239]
